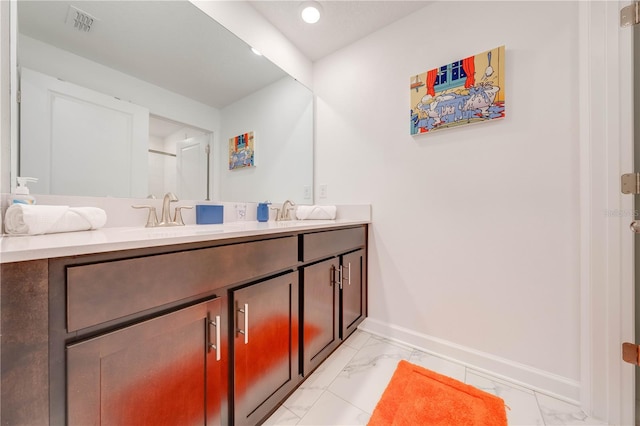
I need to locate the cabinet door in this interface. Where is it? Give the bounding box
[302,257,340,375]
[341,249,366,339]
[67,298,226,426]
[233,272,300,425]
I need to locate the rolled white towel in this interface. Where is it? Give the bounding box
[295,205,337,220]
[4,204,107,235]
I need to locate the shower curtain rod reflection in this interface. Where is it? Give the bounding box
[148,149,176,157]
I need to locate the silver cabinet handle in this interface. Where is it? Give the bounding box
[337,262,351,288]
[330,264,338,287]
[631,221,640,233]
[208,314,221,361]
[237,303,249,344]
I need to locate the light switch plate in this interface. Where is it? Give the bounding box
[319,184,328,198]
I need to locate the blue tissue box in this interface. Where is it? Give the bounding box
[196,205,224,224]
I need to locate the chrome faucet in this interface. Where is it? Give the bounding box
[278,200,296,221]
[132,192,192,227]
[159,192,178,226]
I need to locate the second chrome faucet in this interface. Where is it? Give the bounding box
[276,200,296,221]
[133,192,192,227]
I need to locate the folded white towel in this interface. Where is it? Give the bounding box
[295,205,337,220]
[4,204,107,235]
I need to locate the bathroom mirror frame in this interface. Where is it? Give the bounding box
[7,0,314,204]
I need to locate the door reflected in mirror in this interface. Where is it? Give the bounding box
[149,116,212,201]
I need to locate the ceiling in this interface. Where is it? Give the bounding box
[248,1,432,62]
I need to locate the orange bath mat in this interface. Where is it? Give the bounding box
[368,360,508,426]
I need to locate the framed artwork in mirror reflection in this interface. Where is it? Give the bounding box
[229,131,255,170]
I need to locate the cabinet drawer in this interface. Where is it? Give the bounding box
[67,236,297,332]
[302,227,365,262]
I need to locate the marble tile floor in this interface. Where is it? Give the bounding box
[264,330,606,426]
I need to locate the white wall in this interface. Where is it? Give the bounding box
[315,1,581,401]
[220,77,313,204]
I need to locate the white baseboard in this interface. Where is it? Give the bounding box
[358,317,580,405]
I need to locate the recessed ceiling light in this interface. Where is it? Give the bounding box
[251,47,262,56]
[300,1,322,24]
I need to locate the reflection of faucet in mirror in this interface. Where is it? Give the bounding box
[278,200,296,221]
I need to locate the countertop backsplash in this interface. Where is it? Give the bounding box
[0,194,371,230]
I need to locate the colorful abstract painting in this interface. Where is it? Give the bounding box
[410,46,505,135]
[229,131,255,170]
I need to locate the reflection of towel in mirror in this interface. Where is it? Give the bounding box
[295,205,337,220]
[4,204,107,235]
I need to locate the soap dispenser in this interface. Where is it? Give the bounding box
[10,177,38,205]
[257,201,271,222]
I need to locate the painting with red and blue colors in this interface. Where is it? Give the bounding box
[229,131,255,170]
[410,46,505,135]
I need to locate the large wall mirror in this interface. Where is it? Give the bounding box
[13,0,313,204]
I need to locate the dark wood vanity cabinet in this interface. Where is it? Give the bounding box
[0,225,367,426]
[0,259,49,426]
[341,249,366,338]
[67,297,227,426]
[302,257,340,374]
[232,272,300,425]
[301,229,367,376]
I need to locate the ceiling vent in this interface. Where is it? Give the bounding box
[65,5,97,33]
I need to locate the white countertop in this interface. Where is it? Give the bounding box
[0,219,369,263]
